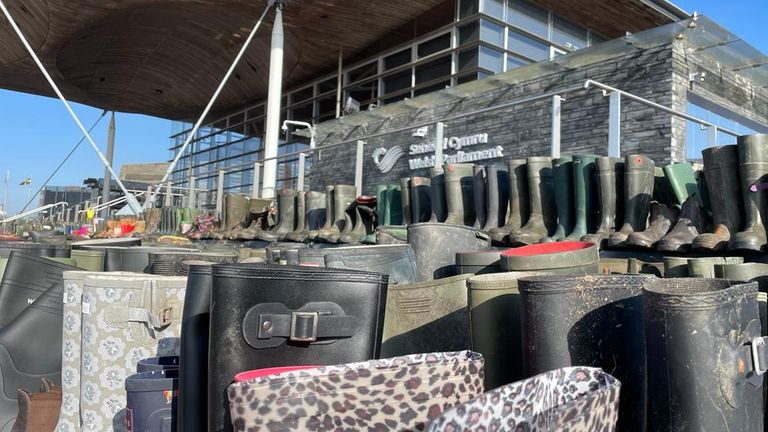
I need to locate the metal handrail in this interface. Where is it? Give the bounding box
[583,79,740,136]
[0,201,68,224]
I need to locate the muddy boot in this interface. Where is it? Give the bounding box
[338,202,363,244]
[657,197,707,252]
[489,159,529,244]
[564,155,598,241]
[443,163,475,226]
[319,185,356,244]
[625,202,679,249]
[429,167,447,222]
[693,145,743,252]
[607,155,655,248]
[399,178,412,226]
[519,274,650,431]
[256,189,297,242]
[663,162,701,207]
[481,165,509,232]
[287,191,325,242]
[715,262,768,292]
[509,157,556,246]
[583,157,623,246]
[385,183,402,225]
[410,177,431,223]
[315,185,335,241]
[472,166,487,229]
[729,133,768,252]
[408,223,490,281]
[644,279,766,431]
[541,157,573,242]
[281,191,305,242]
[223,194,250,233]
[144,208,162,235]
[325,244,417,284]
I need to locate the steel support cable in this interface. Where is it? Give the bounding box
[18,111,108,214]
[148,0,277,208]
[0,1,144,214]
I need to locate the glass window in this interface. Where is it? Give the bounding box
[415,80,451,96]
[385,48,411,70]
[226,142,244,159]
[686,100,761,159]
[553,15,587,50]
[290,86,314,104]
[459,0,478,18]
[291,102,313,123]
[479,46,503,73]
[507,28,549,60]
[480,19,504,47]
[383,70,412,95]
[458,47,479,71]
[213,119,227,131]
[348,62,378,83]
[247,105,264,119]
[244,137,261,153]
[482,0,504,19]
[416,55,451,85]
[418,34,451,58]
[316,77,337,94]
[457,72,479,84]
[229,113,244,125]
[459,22,479,45]
[214,131,229,146]
[506,53,529,71]
[246,118,264,138]
[315,97,336,121]
[507,0,549,39]
[345,79,378,105]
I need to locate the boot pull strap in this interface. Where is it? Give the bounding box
[103,280,176,329]
[746,337,768,386]
[242,302,358,349]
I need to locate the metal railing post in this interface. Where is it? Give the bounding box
[608,91,621,158]
[164,181,173,207]
[66,208,71,223]
[551,95,562,158]
[74,205,80,224]
[706,125,719,148]
[216,170,226,217]
[252,163,262,198]
[297,153,307,191]
[355,141,365,197]
[434,122,445,168]
[188,176,196,209]
[144,185,153,209]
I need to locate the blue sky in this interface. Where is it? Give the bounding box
[0,0,764,215]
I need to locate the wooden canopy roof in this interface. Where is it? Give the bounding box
[0,0,683,120]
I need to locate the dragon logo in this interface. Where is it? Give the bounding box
[372,147,406,173]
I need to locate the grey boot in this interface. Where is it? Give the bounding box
[607,155,655,248]
[321,185,357,244]
[489,159,529,244]
[541,157,573,243]
[583,157,623,246]
[429,167,447,222]
[443,163,475,226]
[472,166,487,229]
[729,134,768,252]
[315,185,336,241]
[692,145,743,251]
[564,155,598,241]
[624,202,679,249]
[509,157,556,245]
[481,165,509,232]
[657,197,707,252]
[257,188,297,242]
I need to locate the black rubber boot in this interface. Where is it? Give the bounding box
[443,164,475,226]
[472,166,487,229]
[583,157,624,246]
[693,145,743,251]
[0,251,77,328]
[410,177,431,223]
[0,282,64,429]
[657,196,707,252]
[729,134,768,252]
[541,157,573,242]
[644,279,765,431]
[257,188,297,242]
[136,356,179,373]
[125,369,179,432]
[315,185,335,241]
[407,222,491,282]
[399,178,412,226]
[564,155,598,241]
[489,159,529,244]
[715,263,768,292]
[481,165,509,232]
[385,183,403,225]
[509,157,556,245]
[607,155,655,248]
[318,185,356,244]
[284,191,305,242]
[325,244,418,284]
[208,264,388,432]
[518,274,650,432]
[625,201,679,249]
[429,167,447,222]
[286,191,326,242]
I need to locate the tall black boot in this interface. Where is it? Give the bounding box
[481,164,509,232]
[409,177,431,223]
[315,185,335,241]
[429,167,447,222]
[489,159,529,244]
[607,155,655,248]
[583,157,623,246]
[509,157,556,245]
[541,157,573,242]
[692,145,743,251]
[729,134,768,252]
[208,264,388,432]
[472,166,487,229]
[399,178,412,226]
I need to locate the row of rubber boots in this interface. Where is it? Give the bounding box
[144,207,197,236]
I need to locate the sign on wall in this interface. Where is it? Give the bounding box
[371,130,504,173]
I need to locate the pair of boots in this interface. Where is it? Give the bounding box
[284,191,327,242]
[316,184,358,243]
[428,164,475,226]
[399,177,432,224]
[542,155,600,242]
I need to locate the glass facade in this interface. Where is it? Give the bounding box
[169,0,606,198]
[686,98,765,159]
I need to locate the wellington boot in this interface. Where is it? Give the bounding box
[607,155,655,248]
[144,208,162,235]
[315,185,336,240]
[283,191,305,242]
[509,157,556,245]
[657,197,707,252]
[481,165,509,232]
[223,194,250,231]
[715,262,768,292]
[443,163,475,226]
[286,191,326,242]
[338,202,366,244]
[541,157,573,242]
[408,223,491,281]
[472,166,487,229]
[729,133,768,252]
[375,184,387,227]
[385,183,402,225]
[489,159,529,244]
[693,145,743,251]
[399,178,412,225]
[410,177,431,223]
[175,207,184,234]
[583,157,623,246]
[663,162,700,206]
[317,185,356,243]
[687,256,743,278]
[625,202,679,249]
[429,167,447,222]
[256,188,297,242]
[564,155,598,241]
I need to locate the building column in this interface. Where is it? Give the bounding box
[261,1,285,199]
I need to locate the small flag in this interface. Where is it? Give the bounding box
[19,178,31,186]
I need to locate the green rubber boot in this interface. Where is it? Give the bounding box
[443,163,475,226]
[662,162,700,207]
[729,134,768,252]
[386,183,403,225]
[541,157,573,242]
[509,157,556,245]
[564,155,598,241]
[607,155,655,248]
